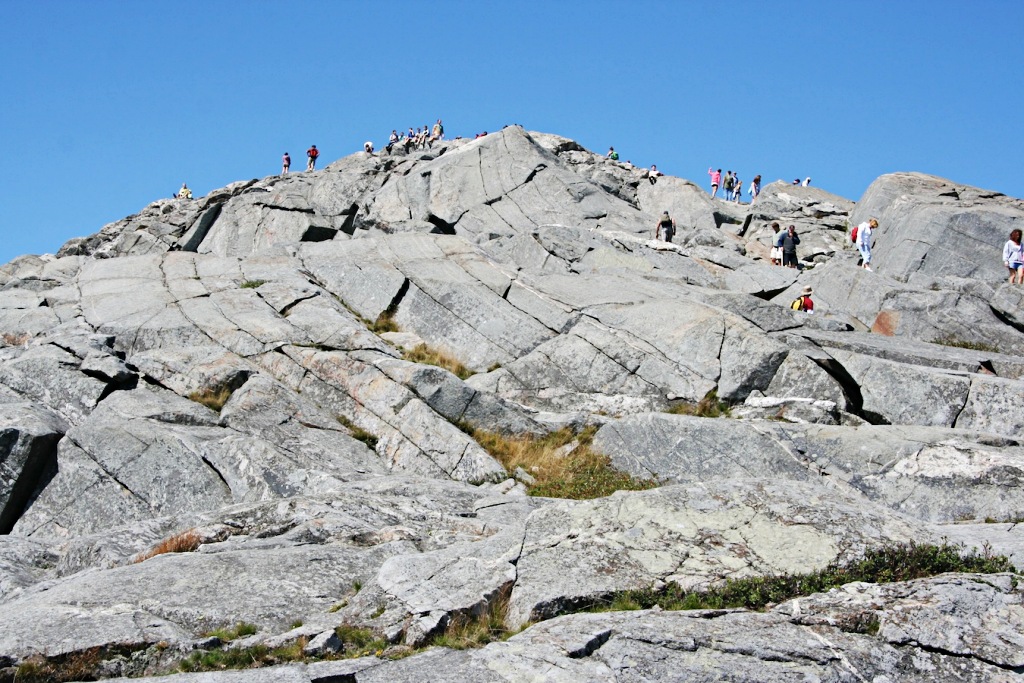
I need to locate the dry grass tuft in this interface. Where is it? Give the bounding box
[430,589,517,650]
[337,415,379,450]
[665,390,731,418]
[133,529,203,563]
[188,386,234,412]
[403,343,474,379]
[471,426,657,500]
[370,310,399,333]
[1,332,30,346]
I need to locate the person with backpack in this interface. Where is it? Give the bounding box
[708,167,721,198]
[791,286,814,313]
[655,211,676,243]
[282,152,291,174]
[781,225,800,268]
[607,147,619,161]
[724,171,735,201]
[1002,229,1023,284]
[306,145,319,171]
[853,217,877,271]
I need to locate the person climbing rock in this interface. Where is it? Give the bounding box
[1004,229,1024,284]
[708,168,721,198]
[364,141,374,154]
[655,211,676,243]
[307,145,319,171]
[855,217,877,271]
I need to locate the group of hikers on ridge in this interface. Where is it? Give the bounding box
[707,168,762,203]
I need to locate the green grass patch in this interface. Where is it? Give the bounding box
[583,542,1016,617]
[403,343,475,379]
[931,335,1001,353]
[240,280,267,289]
[665,390,731,418]
[470,425,657,500]
[188,385,234,413]
[335,624,387,655]
[203,622,258,642]
[336,415,379,450]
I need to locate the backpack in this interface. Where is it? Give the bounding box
[850,225,858,243]
[724,175,734,189]
[790,296,806,311]
[309,148,319,158]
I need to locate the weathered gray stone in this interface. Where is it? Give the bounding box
[785,423,1024,523]
[506,479,933,628]
[850,172,1024,283]
[0,402,67,533]
[826,348,972,427]
[594,413,812,484]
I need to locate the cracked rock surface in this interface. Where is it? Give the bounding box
[1,127,1022,680]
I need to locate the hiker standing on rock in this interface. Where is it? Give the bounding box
[1003,229,1024,284]
[307,145,319,171]
[708,168,721,198]
[282,153,291,174]
[733,177,743,203]
[855,217,877,271]
[781,225,800,269]
[770,222,783,266]
[655,211,676,243]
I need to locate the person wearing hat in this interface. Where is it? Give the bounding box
[655,211,676,243]
[792,285,815,313]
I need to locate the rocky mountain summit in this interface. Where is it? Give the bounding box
[1,126,1023,681]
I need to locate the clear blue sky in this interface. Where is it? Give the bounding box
[2,1,1021,265]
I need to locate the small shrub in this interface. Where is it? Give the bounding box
[985,513,1024,524]
[188,385,234,412]
[370,309,399,333]
[133,529,203,563]
[403,343,474,379]
[240,280,267,289]
[13,648,103,683]
[931,335,1001,353]
[582,541,1016,617]
[665,390,731,418]
[289,619,304,629]
[470,426,657,500]
[337,415,379,450]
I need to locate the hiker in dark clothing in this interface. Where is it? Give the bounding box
[781,225,801,268]
[655,211,676,243]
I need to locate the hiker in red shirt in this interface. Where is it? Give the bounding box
[306,145,319,171]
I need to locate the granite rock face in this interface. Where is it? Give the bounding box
[0,128,1022,681]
